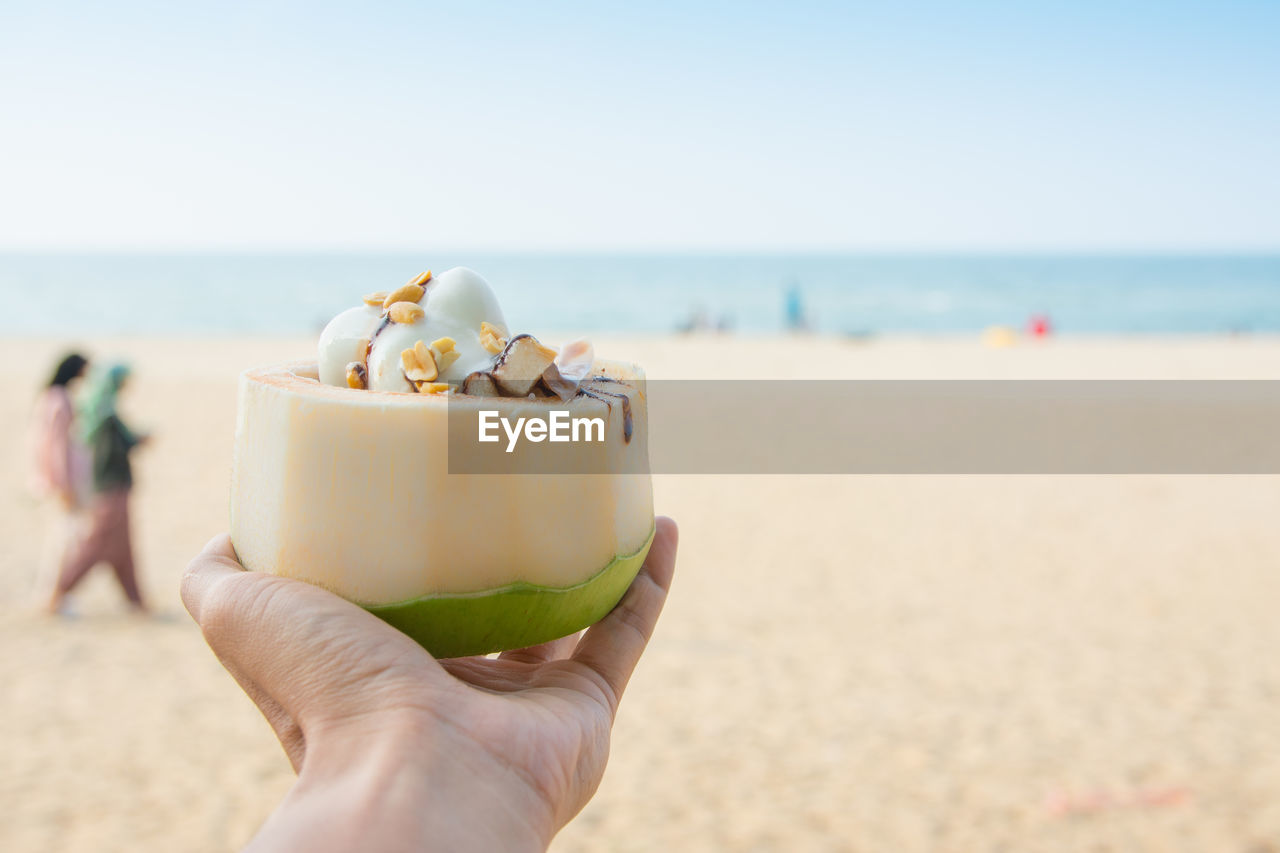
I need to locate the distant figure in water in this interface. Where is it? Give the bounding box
[1028,313,1053,338]
[28,353,91,606]
[785,283,809,332]
[49,363,151,615]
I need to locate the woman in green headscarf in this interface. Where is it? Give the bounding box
[49,363,150,613]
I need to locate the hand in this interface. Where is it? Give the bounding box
[181,518,678,853]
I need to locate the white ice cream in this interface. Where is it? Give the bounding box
[317,267,510,391]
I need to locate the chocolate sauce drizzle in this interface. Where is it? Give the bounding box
[367,314,393,356]
[579,379,633,443]
[355,313,396,382]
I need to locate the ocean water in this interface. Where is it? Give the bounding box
[2,252,1279,336]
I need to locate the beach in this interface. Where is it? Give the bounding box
[4,334,1280,851]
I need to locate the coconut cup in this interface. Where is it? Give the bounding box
[230,360,653,658]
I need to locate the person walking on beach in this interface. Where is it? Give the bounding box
[785,282,809,332]
[49,363,150,614]
[28,353,91,605]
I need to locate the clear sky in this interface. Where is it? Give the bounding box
[1,0,1277,251]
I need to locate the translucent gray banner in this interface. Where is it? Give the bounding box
[446,381,1280,474]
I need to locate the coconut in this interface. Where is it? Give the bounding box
[229,360,653,658]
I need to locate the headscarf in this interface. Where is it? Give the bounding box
[79,363,133,443]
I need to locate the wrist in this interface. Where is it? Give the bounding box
[253,712,554,853]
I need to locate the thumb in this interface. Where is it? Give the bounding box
[182,535,444,731]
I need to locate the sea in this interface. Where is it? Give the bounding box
[2,252,1279,337]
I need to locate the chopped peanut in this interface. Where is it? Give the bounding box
[479,321,507,354]
[388,301,425,324]
[401,345,438,382]
[345,362,367,389]
[383,283,426,310]
[436,349,461,372]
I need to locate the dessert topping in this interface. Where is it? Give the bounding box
[540,363,578,401]
[461,371,499,396]
[345,362,368,389]
[430,337,461,373]
[383,283,426,309]
[388,302,425,324]
[540,339,595,401]
[319,267,508,391]
[401,343,438,383]
[479,321,507,354]
[491,335,558,397]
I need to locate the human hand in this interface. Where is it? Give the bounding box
[181,518,678,853]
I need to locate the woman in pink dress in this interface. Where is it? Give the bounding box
[29,353,90,606]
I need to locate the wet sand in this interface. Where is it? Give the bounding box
[3,334,1280,851]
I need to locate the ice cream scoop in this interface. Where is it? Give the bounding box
[317,267,510,391]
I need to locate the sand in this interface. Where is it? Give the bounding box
[4,334,1280,852]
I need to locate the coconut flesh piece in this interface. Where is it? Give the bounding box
[463,336,597,401]
[490,335,558,396]
[542,339,595,401]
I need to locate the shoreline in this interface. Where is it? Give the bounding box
[10,334,1280,383]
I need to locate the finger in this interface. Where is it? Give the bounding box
[179,534,243,623]
[182,534,444,730]
[570,517,677,715]
[498,632,580,665]
[180,537,308,768]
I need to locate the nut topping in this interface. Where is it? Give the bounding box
[362,291,389,307]
[419,382,450,395]
[383,283,426,310]
[388,301,425,324]
[429,337,460,373]
[407,270,433,288]
[401,344,438,383]
[479,321,507,354]
[413,339,432,366]
[437,350,460,373]
[345,362,368,389]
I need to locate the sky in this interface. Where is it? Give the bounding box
[1,0,1278,252]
